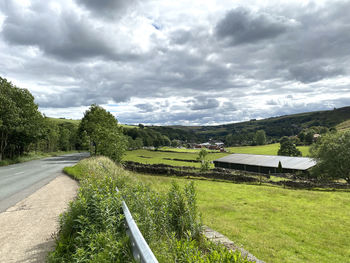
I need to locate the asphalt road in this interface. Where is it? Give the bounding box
[0,152,89,212]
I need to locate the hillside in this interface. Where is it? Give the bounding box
[156,106,350,142]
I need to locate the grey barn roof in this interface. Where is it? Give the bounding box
[214,154,317,170]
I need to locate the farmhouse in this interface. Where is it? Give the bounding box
[213,153,317,174]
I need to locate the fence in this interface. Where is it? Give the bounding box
[116,187,158,263]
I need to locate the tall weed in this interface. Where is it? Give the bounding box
[50,156,251,262]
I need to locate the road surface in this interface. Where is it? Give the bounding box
[0,152,88,212]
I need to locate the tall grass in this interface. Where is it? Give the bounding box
[51,157,251,262]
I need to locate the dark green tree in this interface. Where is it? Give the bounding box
[78,105,127,162]
[310,131,350,183]
[277,137,302,157]
[254,130,266,145]
[0,77,43,160]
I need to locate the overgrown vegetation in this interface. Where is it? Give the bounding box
[51,157,251,262]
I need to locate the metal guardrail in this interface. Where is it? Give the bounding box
[116,187,158,263]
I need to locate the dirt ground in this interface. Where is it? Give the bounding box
[0,174,78,263]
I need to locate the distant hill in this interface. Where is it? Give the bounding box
[160,106,350,142]
[48,117,81,126]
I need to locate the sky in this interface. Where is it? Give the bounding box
[0,0,350,125]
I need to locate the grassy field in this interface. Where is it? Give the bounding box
[123,144,311,167]
[336,119,350,132]
[227,143,310,156]
[135,173,350,263]
[123,149,227,168]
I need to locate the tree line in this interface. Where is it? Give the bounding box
[0,77,80,161]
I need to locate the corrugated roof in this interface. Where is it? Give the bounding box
[214,154,317,170]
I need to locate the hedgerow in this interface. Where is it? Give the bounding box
[50,156,251,262]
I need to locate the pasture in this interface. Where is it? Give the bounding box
[227,143,310,156]
[136,173,350,263]
[123,149,227,168]
[123,144,311,167]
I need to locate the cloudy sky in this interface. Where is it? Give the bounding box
[1,0,350,125]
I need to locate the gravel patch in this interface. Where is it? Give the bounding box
[0,174,78,263]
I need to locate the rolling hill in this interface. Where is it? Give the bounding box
[150,106,350,142]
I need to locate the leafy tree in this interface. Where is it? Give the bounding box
[310,131,350,183]
[277,137,302,157]
[304,131,314,145]
[78,104,127,162]
[0,77,43,160]
[254,130,266,145]
[197,148,210,172]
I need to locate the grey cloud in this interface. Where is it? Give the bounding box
[189,97,220,111]
[1,2,134,61]
[170,30,193,45]
[216,7,294,45]
[288,64,344,83]
[75,0,137,19]
[135,103,158,113]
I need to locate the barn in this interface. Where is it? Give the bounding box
[213,153,317,174]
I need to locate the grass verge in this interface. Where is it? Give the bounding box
[52,156,252,262]
[136,173,350,263]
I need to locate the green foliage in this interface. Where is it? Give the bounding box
[254,130,266,145]
[310,131,350,183]
[278,137,302,157]
[53,157,249,262]
[0,77,43,160]
[78,104,127,162]
[277,161,283,173]
[196,149,210,172]
[123,126,171,148]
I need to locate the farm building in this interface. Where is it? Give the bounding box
[213,153,317,174]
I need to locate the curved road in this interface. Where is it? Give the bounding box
[0,153,89,212]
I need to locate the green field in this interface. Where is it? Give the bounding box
[123,149,227,168]
[227,143,310,156]
[123,144,311,167]
[135,173,350,263]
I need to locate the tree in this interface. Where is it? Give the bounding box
[277,137,302,157]
[277,161,283,173]
[78,104,127,163]
[0,77,43,160]
[310,131,350,183]
[197,148,210,172]
[254,130,266,145]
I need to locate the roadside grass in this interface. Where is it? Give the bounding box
[135,173,350,263]
[0,150,80,167]
[227,143,310,156]
[53,157,250,262]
